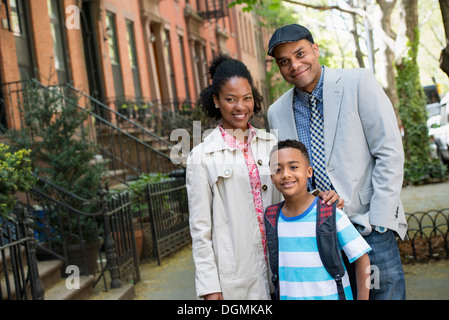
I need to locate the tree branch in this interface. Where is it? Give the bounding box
[282,0,367,17]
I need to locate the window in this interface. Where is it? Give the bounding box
[47,0,67,83]
[164,30,177,105]
[9,0,21,35]
[178,35,190,103]
[106,12,119,65]
[126,20,142,99]
[105,11,124,99]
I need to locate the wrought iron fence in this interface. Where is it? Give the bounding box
[24,177,114,291]
[0,80,184,187]
[1,173,192,299]
[1,79,193,299]
[67,86,181,170]
[102,94,220,138]
[399,208,449,262]
[145,177,190,265]
[1,213,44,300]
[104,191,140,287]
[1,174,143,300]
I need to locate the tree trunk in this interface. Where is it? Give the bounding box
[439,0,449,76]
[394,0,444,184]
[371,0,401,126]
[350,13,366,68]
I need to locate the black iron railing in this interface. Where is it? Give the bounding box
[399,209,449,262]
[102,95,219,138]
[145,177,190,265]
[1,80,185,186]
[2,172,190,299]
[196,0,229,20]
[1,212,44,300]
[24,174,140,294]
[104,191,140,287]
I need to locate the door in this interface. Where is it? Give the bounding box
[80,0,105,101]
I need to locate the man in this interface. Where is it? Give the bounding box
[267,24,407,300]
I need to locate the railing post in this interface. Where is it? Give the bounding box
[146,184,161,265]
[98,186,121,289]
[22,207,45,300]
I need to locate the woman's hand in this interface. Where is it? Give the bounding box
[318,190,344,209]
[204,292,223,300]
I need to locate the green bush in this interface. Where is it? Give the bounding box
[0,143,36,220]
[396,29,447,185]
[7,81,105,206]
[6,81,106,243]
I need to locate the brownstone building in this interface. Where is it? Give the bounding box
[0,0,269,131]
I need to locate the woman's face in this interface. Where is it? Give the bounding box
[213,76,254,132]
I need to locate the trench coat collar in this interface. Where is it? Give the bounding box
[203,125,275,154]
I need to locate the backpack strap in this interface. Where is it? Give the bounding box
[265,201,283,228]
[264,201,284,300]
[316,200,347,300]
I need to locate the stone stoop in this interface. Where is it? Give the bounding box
[88,283,136,300]
[38,260,64,291]
[44,274,95,300]
[0,253,94,300]
[40,258,136,300]
[32,258,95,300]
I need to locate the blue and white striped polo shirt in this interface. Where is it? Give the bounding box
[278,197,372,300]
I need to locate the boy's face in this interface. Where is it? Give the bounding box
[270,147,313,197]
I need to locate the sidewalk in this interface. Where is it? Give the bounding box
[134,244,196,300]
[399,179,449,300]
[131,180,449,300]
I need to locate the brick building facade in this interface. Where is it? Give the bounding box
[0,0,269,131]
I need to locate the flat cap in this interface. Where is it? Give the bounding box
[267,24,314,57]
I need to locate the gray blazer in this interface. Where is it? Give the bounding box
[267,66,407,239]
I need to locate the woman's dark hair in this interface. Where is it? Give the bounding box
[198,54,263,120]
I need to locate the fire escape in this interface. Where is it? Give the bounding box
[195,0,230,54]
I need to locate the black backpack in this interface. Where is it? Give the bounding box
[265,199,356,300]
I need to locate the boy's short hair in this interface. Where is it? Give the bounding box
[270,139,310,165]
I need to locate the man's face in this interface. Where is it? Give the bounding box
[273,39,321,93]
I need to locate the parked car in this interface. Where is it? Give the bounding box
[429,93,449,165]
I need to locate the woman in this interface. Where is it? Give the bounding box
[186,55,340,300]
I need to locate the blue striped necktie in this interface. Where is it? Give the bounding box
[310,95,332,191]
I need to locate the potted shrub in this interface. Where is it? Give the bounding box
[7,81,106,275]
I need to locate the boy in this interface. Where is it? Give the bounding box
[265,139,371,300]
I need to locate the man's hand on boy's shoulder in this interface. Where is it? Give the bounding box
[315,190,344,209]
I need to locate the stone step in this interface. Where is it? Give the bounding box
[89,283,136,300]
[0,258,62,300]
[39,259,64,290]
[44,274,95,300]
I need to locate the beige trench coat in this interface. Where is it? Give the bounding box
[186,126,281,299]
